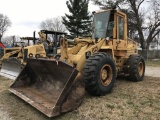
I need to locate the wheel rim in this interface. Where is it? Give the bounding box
[138,61,144,76]
[100,64,112,86]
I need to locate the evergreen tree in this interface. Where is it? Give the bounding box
[62,0,92,38]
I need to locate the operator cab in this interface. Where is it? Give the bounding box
[39,30,67,57]
[92,9,128,50]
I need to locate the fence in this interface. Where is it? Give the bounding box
[138,49,160,60]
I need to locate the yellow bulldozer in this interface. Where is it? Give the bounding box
[9,9,145,117]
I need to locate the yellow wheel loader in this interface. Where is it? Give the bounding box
[9,9,145,117]
[0,30,66,79]
[0,36,46,79]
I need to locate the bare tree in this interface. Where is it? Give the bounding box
[2,35,21,47]
[39,17,67,32]
[2,36,14,47]
[126,0,146,49]
[145,0,160,49]
[125,0,160,49]
[0,13,12,37]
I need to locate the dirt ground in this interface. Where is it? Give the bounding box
[0,66,160,120]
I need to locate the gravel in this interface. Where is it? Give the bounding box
[145,66,160,77]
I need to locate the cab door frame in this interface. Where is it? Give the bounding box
[113,11,128,50]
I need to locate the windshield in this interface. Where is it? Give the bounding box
[92,11,111,39]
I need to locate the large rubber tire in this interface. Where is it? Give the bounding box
[84,52,116,96]
[127,54,145,81]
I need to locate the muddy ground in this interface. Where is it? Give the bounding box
[0,66,160,120]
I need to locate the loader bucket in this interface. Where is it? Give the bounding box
[9,58,85,117]
[0,58,22,80]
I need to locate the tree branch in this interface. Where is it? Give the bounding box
[151,29,160,40]
[137,0,144,10]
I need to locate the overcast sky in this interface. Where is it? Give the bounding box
[0,0,99,37]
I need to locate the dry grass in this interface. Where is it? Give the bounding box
[0,75,160,120]
[145,59,160,67]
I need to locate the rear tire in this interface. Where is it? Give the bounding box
[84,52,116,96]
[127,54,145,81]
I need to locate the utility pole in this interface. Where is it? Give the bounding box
[33,31,36,45]
[12,35,15,47]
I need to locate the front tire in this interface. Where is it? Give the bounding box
[84,52,116,96]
